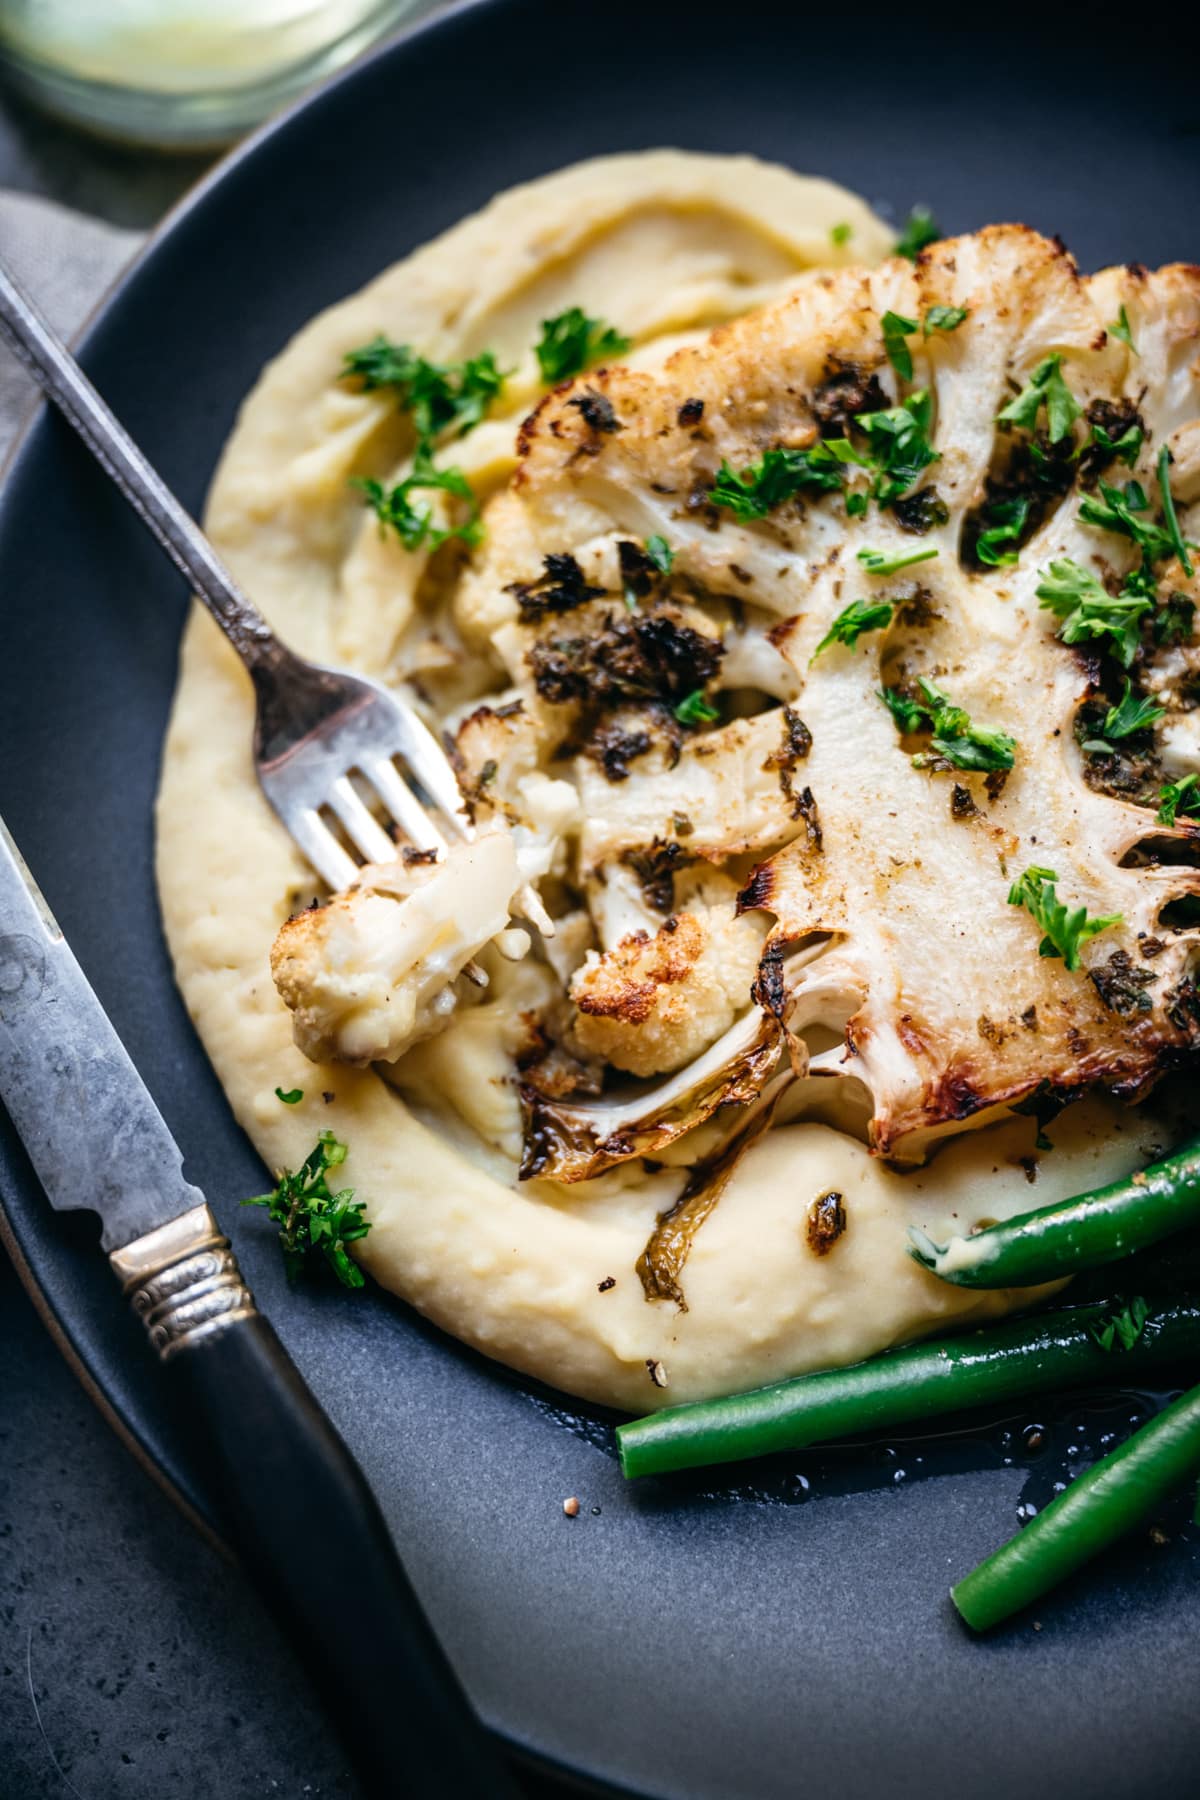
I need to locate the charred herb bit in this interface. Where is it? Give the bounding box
[1089,1294,1149,1352]
[1154,592,1196,647]
[675,688,721,728]
[275,1086,304,1105]
[1158,444,1195,578]
[588,721,652,782]
[951,782,979,821]
[506,551,606,622]
[811,362,889,437]
[623,837,693,912]
[857,544,939,576]
[535,307,631,384]
[812,597,894,661]
[763,707,815,815]
[709,442,851,519]
[243,1131,369,1289]
[678,397,705,427]
[795,785,822,850]
[807,1190,847,1256]
[1088,949,1158,1017]
[355,442,482,552]
[528,610,725,715]
[892,485,950,535]
[568,387,623,435]
[855,390,940,507]
[971,497,1031,568]
[341,337,507,438]
[1006,865,1122,971]
[1035,558,1152,668]
[1158,774,1200,827]
[1108,305,1138,354]
[1080,677,1165,754]
[882,310,920,381]
[996,354,1082,445]
[895,205,941,261]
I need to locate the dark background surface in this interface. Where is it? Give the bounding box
[2,4,1200,1796]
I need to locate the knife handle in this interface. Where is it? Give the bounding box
[111,1206,519,1800]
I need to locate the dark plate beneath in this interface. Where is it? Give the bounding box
[2,3,1199,1794]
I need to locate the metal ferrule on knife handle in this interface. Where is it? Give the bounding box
[109,1203,257,1360]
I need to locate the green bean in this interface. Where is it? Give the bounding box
[908,1137,1200,1290]
[616,1297,1200,1480]
[952,1382,1200,1631]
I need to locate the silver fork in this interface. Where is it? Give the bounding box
[0,258,471,894]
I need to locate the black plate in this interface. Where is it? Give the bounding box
[2,3,1199,1794]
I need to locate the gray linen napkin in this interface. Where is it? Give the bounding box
[0,188,143,463]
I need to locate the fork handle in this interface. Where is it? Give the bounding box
[0,257,280,673]
[112,1206,520,1799]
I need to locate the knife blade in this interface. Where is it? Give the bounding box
[0,815,204,1251]
[0,811,518,1799]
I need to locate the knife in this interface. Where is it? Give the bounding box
[0,814,519,1799]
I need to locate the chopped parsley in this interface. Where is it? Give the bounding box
[1158,445,1195,578]
[341,337,507,438]
[1080,677,1164,753]
[274,1086,304,1105]
[1079,477,1176,565]
[645,533,674,574]
[973,497,1031,567]
[708,443,848,518]
[355,440,482,552]
[856,544,939,576]
[1006,865,1122,971]
[855,390,940,507]
[1155,592,1196,645]
[1108,305,1137,354]
[882,310,920,380]
[880,676,1016,771]
[1088,415,1143,468]
[831,222,853,247]
[1157,773,1200,828]
[895,206,941,261]
[244,1130,370,1289]
[535,307,631,384]
[1089,1295,1148,1353]
[996,354,1082,444]
[1035,558,1152,667]
[674,688,720,727]
[812,598,895,661]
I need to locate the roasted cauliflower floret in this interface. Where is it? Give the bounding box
[271,832,523,1064]
[569,880,764,1076]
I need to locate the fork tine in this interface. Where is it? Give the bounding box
[327,776,397,866]
[363,757,448,854]
[287,808,358,893]
[392,703,471,834]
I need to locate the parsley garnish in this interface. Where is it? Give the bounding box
[1079,477,1175,564]
[812,598,895,661]
[924,304,968,336]
[882,310,920,381]
[1108,305,1137,354]
[535,307,631,384]
[856,390,940,507]
[244,1130,370,1289]
[1158,773,1200,827]
[674,688,720,727]
[856,545,939,576]
[846,492,869,518]
[708,443,848,518]
[879,676,1016,771]
[342,338,507,438]
[1088,416,1143,467]
[1007,865,1122,971]
[1089,1294,1148,1353]
[1080,677,1164,753]
[274,1086,304,1105]
[355,440,482,552]
[831,222,853,247]
[1035,558,1152,667]
[645,533,674,574]
[974,497,1031,567]
[1158,445,1194,578]
[1155,593,1196,645]
[996,354,1082,444]
[895,206,941,261]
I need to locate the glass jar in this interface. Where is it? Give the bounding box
[0,0,426,150]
